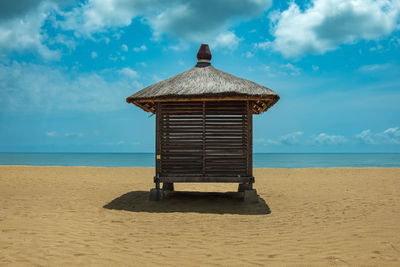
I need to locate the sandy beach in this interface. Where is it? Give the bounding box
[0,166,399,266]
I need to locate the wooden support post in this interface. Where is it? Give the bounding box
[150,103,164,201]
[202,101,206,176]
[247,101,253,183]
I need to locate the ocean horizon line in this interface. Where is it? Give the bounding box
[1,152,399,168]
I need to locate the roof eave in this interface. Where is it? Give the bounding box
[126,94,278,103]
[126,94,280,114]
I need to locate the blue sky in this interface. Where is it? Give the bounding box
[0,0,399,153]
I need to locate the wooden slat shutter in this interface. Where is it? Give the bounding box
[159,101,250,178]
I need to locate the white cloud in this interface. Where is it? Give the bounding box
[60,0,272,42]
[108,51,126,62]
[212,31,242,50]
[356,127,400,144]
[167,42,189,51]
[271,0,400,58]
[102,140,141,146]
[359,63,390,72]
[281,63,301,76]
[49,34,77,51]
[118,67,138,79]
[255,131,303,146]
[91,51,98,58]
[0,1,61,60]
[355,129,376,144]
[1,0,272,58]
[133,45,147,52]
[0,62,141,113]
[254,40,272,50]
[102,140,126,146]
[60,0,136,36]
[255,128,400,147]
[148,1,271,42]
[391,36,400,47]
[0,1,43,21]
[313,133,347,145]
[45,131,58,137]
[262,62,302,76]
[64,132,83,137]
[245,51,254,58]
[369,44,384,51]
[151,74,162,82]
[46,131,84,138]
[380,127,400,144]
[254,138,280,146]
[279,131,304,145]
[121,44,128,52]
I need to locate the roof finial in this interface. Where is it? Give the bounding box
[196,44,211,67]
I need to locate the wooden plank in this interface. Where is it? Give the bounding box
[161,160,203,164]
[204,119,245,123]
[161,130,204,134]
[161,111,203,114]
[161,119,204,123]
[204,148,246,151]
[160,135,203,139]
[132,102,154,113]
[205,156,246,160]
[162,162,203,166]
[204,134,245,137]
[161,153,203,157]
[162,169,203,172]
[161,105,203,109]
[160,176,253,183]
[161,148,203,152]
[205,111,245,115]
[160,143,203,147]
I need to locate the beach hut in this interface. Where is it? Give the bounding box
[126,44,279,201]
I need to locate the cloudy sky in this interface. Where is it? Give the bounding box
[0,0,399,153]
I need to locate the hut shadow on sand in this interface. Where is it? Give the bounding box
[103,191,271,215]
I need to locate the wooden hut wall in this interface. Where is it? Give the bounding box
[156,101,252,182]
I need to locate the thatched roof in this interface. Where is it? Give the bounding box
[126,44,279,114]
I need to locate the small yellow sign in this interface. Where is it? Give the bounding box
[156,154,161,159]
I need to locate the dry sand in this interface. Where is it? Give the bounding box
[0,166,399,266]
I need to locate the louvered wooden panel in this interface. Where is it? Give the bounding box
[204,101,248,177]
[159,101,250,179]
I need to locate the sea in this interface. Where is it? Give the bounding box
[0,153,399,168]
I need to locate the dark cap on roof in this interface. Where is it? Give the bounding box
[197,44,212,60]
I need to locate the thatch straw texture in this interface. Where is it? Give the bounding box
[126,65,279,114]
